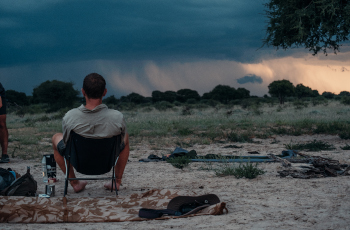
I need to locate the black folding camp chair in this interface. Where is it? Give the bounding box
[63,131,121,197]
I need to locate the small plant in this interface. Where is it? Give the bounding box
[181,106,193,115]
[177,127,194,136]
[226,131,253,143]
[154,101,174,111]
[293,100,308,110]
[141,107,153,112]
[340,144,350,150]
[339,131,350,140]
[276,105,283,112]
[251,104,263,115]
[341,96,350,105]
[198,162,214,171]
[232,162,265,179]
[311,97,328,106]
[215,162,264,179]
[166,156,191,169]
[284,140,335,151]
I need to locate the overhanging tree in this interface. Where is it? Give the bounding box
[263,0,350,55]
[203,85,238,104]
[295,83,314,98]
[176,89,200,102]
[268,80,295,104]
[32,80,79,111]
[5,90,29,106]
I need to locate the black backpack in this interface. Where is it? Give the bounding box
[0,167,37,196]
[0,167,15,191]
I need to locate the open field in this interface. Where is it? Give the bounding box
[2,101,350,229]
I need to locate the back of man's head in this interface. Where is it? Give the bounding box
[83,73,106,99]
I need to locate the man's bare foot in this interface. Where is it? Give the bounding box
[70,180,87,193]
[104,181,120,191]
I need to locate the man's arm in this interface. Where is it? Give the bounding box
[0,96,2,109]
[115,133,129,188]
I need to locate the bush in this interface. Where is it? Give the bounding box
[284,140,335,151]
[314,121,347,135]
[339,131,350,140]
[177,127,193,136]
[340,144,350,150]
[200,99,221,107]
[311,97,328,106]
[341,96,350,105]
[215,162,264,179]
[118,102,136,111]
[173,101,182,106]
[186,98,197,104]
[141,107,153,112]
[226,131,253,143]
[32,80,79,111]
[103,95,119,104]
[181,106,193,115]
[5,90,29,106]
[12,104,46,116]
[154,101,174,111]
[293,100,308,109]
[166,156,191,169]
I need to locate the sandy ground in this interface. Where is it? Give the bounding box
[1,134,350,230]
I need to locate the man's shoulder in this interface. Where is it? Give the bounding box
[105,108,124,119]
[63,106,83,120]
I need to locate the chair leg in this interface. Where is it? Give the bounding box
[112,156,119,196]
[111,165,118,196]
[64,158,70,197]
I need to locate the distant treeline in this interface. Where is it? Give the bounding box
[4,79,350,113]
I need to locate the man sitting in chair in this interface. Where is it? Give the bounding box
[52,73,129,193]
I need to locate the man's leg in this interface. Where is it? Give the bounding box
[104,133,130,191]
[52,133,87,193]
[0,114,9,160]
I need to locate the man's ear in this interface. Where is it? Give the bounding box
[81,88,86,97]
[102,88,107,97]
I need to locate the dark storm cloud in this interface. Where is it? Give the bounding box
[0,0,266,67]
[237,74,263,84]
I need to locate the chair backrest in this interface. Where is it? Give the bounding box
[65,131,121,175]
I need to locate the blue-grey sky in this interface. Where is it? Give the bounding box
[1,0,349,97]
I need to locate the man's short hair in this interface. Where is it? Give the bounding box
[83,73,106,99]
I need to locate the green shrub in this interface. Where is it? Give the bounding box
[200,129,224,141]
[311,97,328,106]
[293,100,309,109]
[177,127,193,136]
[226,131,253,143]
[339,131,350,140]
[32,80,79,111]
[340,144,350,150]
[200,99,221,107]
[118,102,136,111]
[181,106,193,115]
[51,108,70,120]
[154,101,174,111]
[341,96,350,105]
[173,101,182,106]
[166,156,191,169]
[240,99,252,109]
[215,162,264,179]
[141,107,153,112]
[314,121,348,135]
[186,98,197,104]
[284,140,335,151]
[251,104,263,115]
